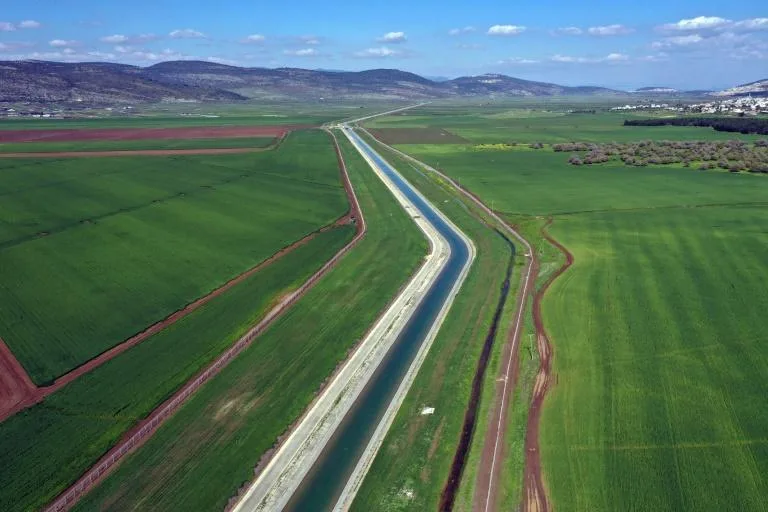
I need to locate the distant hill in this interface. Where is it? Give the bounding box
[0,60,246,104]
[0,59,762,105]
[443,74,624,97]
[711,79,768,97]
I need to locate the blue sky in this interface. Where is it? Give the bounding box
[1,0,766,89]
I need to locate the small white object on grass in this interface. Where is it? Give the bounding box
[420,406,435,415]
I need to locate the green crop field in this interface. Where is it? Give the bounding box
[0,136,275,153]
[368,105,768,511]
[0,129,348,384]
[69,132,428,512]
[0,225,354,512]
[366,105,765,144]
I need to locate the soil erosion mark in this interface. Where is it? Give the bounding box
[523,218,574,512]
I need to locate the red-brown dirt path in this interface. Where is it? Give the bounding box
[0,125,310,143]
[0,338,40,419]
[0,148,261,158]
[43,130,366,512]
[523,218,574,512]
[472,229,538,512]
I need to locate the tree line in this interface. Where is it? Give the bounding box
[624,117,768,135]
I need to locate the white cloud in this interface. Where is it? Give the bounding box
[553,27,583,36]
[49,39,78,48]
[169,28,206,39]
[0,22,15,32]
[498,57,539,65]
[449,26,476,36]
[733,18,768,31]
[377,31,407,43]
[587,24,634,36]
[652,34,704,49]
[284,48,319,57]
[604,52,629,61]
[456,43,483,50]
[299,35,321,45]
[101,34,128,43]
[551,53,629,63]
[660,16,731,32]
[488,24,526,36]
[354,46,400,58]
[19,20,41,29]
[241,34,266,44]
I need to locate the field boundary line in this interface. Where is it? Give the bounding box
[43,129,366,512]
[357,127,539,512]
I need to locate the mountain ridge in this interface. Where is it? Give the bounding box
[0,59,763,104]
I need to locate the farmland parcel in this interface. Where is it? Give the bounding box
[0,129,348,384]
[362,104,768,511]
[0,128,361,510]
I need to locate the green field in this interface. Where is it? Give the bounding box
[69,132,428,511]
[371,105,768,511]
[0,136,274,153]
[0,129,348,383]
[0,224,354,512]
[366,105,765,144]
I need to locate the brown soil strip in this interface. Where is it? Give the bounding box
[0,338,39,420]
[523,218,573,512]
[0,125,311,143]
[43,130,365,512]
[472,226,538,512]
[439,231,516,511]
[0,148,263,159]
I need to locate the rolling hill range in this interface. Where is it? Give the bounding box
[0,60,626,104]
[0,59,763,104]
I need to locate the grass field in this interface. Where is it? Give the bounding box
[0,129,348,384]
[67,132,428,512]
[348,132,524,511]
[541,206,768,511]
[366,105,765,144]
[371,105,768,511]
[0,136,275,153]
[0,224,355,512]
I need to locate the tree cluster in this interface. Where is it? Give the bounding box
[560,140,768,173]
[624,117,768,135]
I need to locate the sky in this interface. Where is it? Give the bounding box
[0,0,766,90]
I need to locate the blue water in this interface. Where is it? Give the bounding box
[284,128,472,511]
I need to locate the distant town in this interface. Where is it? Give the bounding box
[612,96,768,115]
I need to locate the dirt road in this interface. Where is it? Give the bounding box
[522,219,573,512]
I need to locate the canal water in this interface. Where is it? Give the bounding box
[284,129,471,511]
